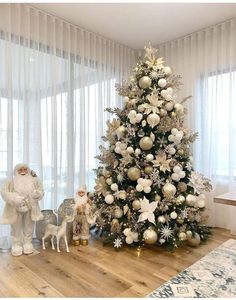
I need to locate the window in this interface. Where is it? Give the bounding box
[200,70,236,179]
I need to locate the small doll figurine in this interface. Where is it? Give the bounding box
[73,185,96,246]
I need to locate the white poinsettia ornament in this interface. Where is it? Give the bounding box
[138,196,157,224]
[153,151,171,173]
[189,171,212,193]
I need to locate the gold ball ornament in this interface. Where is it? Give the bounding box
[177,217,184,224]
[139,137,153,150]
[171,112,177,118]
[102,169,112,178]
[132,199,141,210]
[143,228,158,245]
[178,182,187,192]
[186,230,193,239]
[178,232,187,241]
[177,149,184,156]
[159,108,167,117]
[144,166,153,174]
[176,195,185,205]
[187,233,201,247]
[139,76,152,89]
[127,167,141,181]
[162,181,176,199]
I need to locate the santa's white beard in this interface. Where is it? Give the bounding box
[13,174,34,196]
[75,195,87,207]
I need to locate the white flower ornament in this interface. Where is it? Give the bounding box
[128,110,143,124]
[136,178,152,193]
[138,196,157,224]
[168,128,184,145]
[171,165,186,182]
[123,228,139,244]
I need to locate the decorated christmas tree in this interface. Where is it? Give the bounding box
[93,43,212,250]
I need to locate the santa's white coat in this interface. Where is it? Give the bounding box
[0,178,44,224]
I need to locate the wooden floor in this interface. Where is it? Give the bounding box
[0,228,234,297]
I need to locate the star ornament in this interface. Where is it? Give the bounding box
[138,196,157,225]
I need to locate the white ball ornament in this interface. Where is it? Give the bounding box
[106,178,112,185]
[125,236,134,244]
[166,87,173,95]
[158,78,167,88]
[111,183,118,191]
[135,148,141,156]
[105,194,114,204]
[161,90,168,98]
[186,194,196,206]
[163,66,172,75]
[143,186,151,193]
[146,154,154,161]
[138,105,145,112]
[170,211,178,219]
[197,199,205,208]
[147,113,160,128]
[136,184,143,192]
[171,173,180,182]
[143,229,158,245]
[176,195,185,205]
[165,94,173,101]
[165,102,174,111]
[168,147,176,155]
[158,216,166,223]
[127,146,134,154]
[139,76,152,89]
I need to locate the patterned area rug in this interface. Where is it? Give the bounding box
[148,239,236,298]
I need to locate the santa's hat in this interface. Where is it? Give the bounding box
[14,163,30,175]
[77,185,87,193]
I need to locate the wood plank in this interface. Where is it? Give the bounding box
[0,228,234,297]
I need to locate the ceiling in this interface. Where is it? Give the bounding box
[32,3,236,49]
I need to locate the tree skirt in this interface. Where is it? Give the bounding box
[147,239,236,298]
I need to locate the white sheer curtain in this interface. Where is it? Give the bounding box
[0,3,135,242]
[158,17,236,230]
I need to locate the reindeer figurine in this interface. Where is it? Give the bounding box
[42,215,73,253]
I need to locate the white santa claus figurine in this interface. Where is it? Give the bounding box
[0,164,44,256]
[73,185,96,246]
